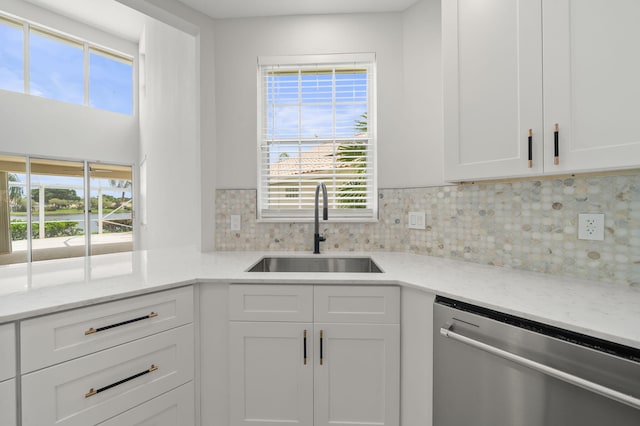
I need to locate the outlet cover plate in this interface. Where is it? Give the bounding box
[408,212,426,230]
[230,215,241,231]
[578,213,604,241]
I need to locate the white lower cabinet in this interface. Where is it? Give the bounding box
[97,383,194,426]
[230,322,314,426]
[313,323,399,426]
[0,379,16,426]
[0,323,15,382]
[18,287,196,426]
[0,322,16,426]
[229,285,400,426]
[21,322,194,426]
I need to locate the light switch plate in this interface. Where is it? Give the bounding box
[230,215,241,231]
[578,213,604,241]
[408,212,426,230]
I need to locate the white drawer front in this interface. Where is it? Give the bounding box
[0,379,16,426]
[314,286,400,324]
[230,285,313,322]
[21,286,194,372]
[97,382,194,426]
[0,323,15,381]
[22,323,194,426]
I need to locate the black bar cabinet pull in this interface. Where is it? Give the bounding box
[320,330,324,365]
[303,329,307,365]
[554,123,560,165]
[85,312,158,335]
[85,364,158,398]
[528,129,533,168]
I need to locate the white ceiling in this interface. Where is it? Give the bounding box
[20,0,421,43]
[177,0,421,19]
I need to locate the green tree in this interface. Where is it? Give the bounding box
[336,113,368,208]
[8,174,24,211]
[354,112,368,133]
[31,188,80,203]
[109,180,132,205]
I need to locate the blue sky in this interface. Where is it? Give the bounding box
[0,20,133,115]
[266,71,367,140]
[265,70,368,162]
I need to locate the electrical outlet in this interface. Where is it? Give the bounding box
[408,212,426,230]
[578,213,604,241]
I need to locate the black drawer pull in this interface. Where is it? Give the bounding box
[303,329,308,365]
[85,364,158,398]
[527,129,533,168]
[320,330,324,365]
[85,312,158,336]
[554,123,560,165]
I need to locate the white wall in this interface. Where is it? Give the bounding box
[213,1,445,189]
[138,18,200,250]
[117,0,217,251]
[213,12,404,189]
[0,0,138,164]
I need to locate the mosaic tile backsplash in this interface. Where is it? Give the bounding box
[215,173,640,285]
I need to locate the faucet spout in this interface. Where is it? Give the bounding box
[314,182,328,254]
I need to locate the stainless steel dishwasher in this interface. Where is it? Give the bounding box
[433,296,640,426]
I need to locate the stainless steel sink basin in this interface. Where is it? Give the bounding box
[247,256,383,273]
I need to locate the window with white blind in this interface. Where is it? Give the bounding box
[258,54,377,220]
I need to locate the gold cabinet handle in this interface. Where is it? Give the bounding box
[85,364,158,398]
[85,312,158,335]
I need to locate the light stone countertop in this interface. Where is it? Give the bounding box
[0,247,639,350]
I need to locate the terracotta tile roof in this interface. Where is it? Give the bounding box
[269,143,342,176]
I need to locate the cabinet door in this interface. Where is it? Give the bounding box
[443,0,543,181]
[0,379,16,426]
[543,0,640,173]
[0,323,15,382]
[230,322,313,426]
[97,383,194,426]
[21,286,194,373]
[22,324,194,426]
[314,324,400,426]
[314,285,400,324]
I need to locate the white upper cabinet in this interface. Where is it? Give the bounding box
[444,0,640,181]
[542,0,640,173]
[443,0,543,181]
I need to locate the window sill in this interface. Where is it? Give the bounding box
[256,217,379,224]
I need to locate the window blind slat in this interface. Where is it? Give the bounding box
[258,55,376,220]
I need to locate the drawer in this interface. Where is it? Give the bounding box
[230,285,313,322]
[97,382,194,426]
[22,323,194,426]
[0,379,17,426]
[0,323,15,381]
[21,286,194,373]
[314,286,400,324]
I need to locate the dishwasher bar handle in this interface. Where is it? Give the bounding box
[440,327,640,411]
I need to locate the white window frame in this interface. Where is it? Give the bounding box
[0,12,135,115]
[0,151,135,263]
[257,53,378,222]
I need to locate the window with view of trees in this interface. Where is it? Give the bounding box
[0,155,133,265]
[0,14,133,115]
[257,54,377,220]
